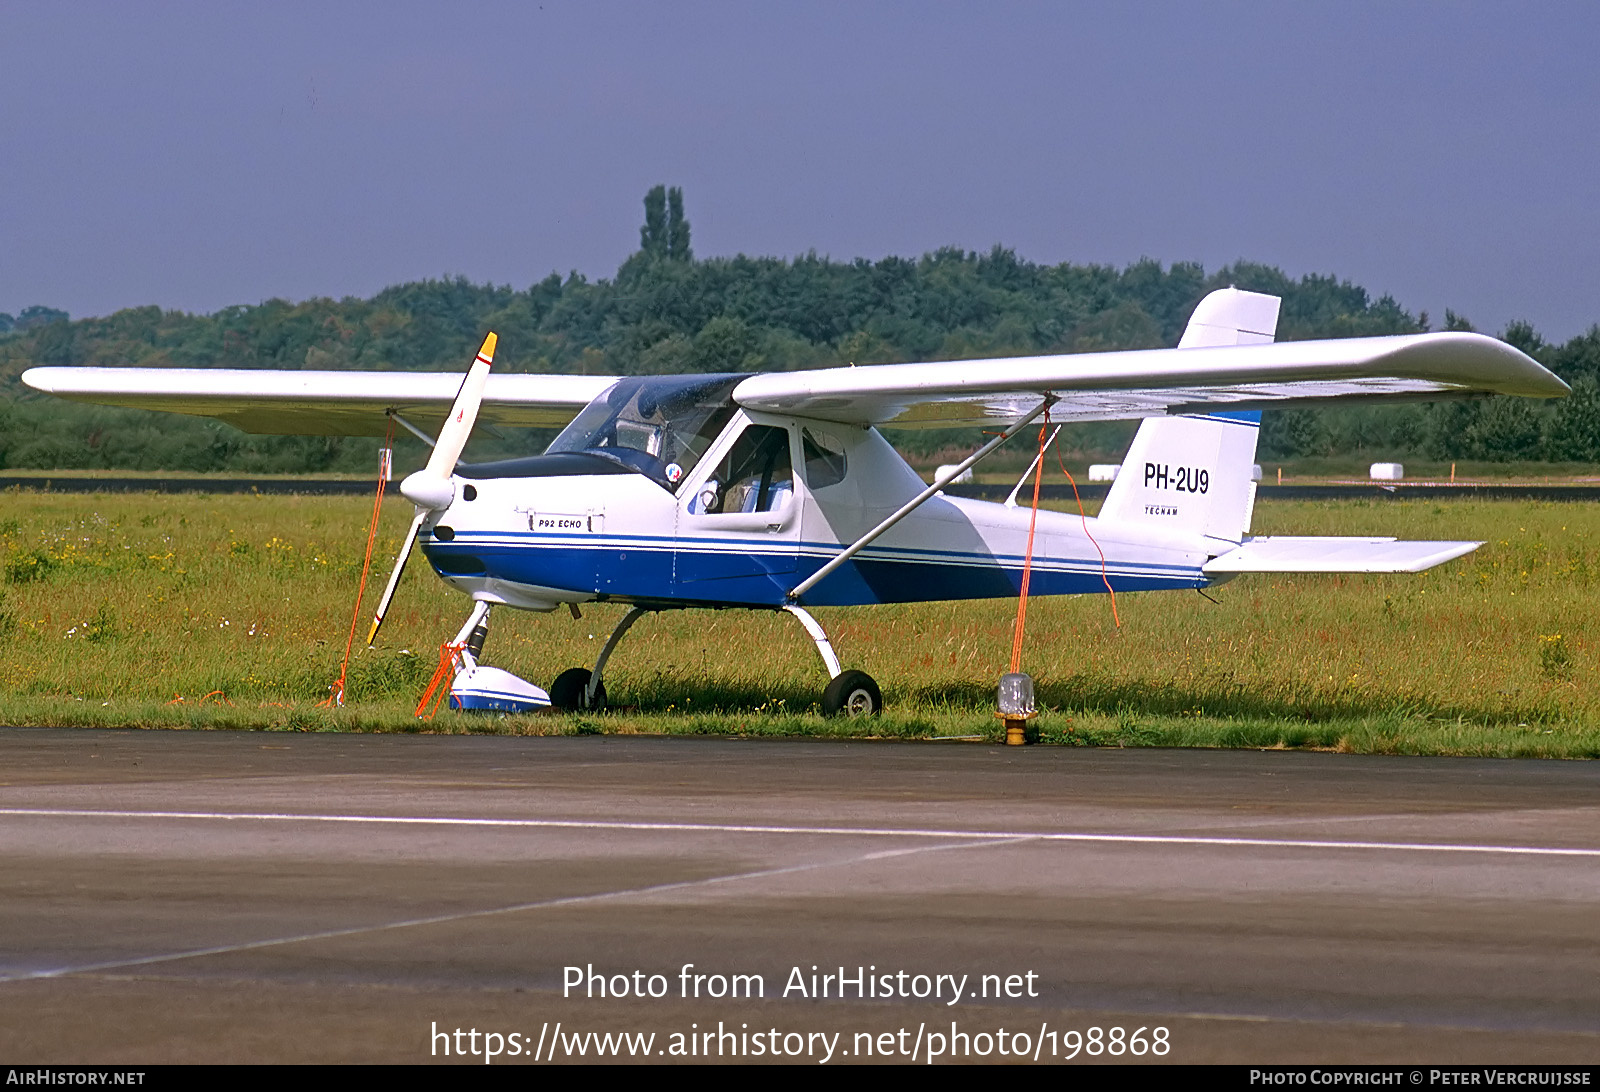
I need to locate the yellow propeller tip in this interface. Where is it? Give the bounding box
[479,332,497,360]
[365,620,381,646]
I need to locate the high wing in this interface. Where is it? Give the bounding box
[22,308,1566,436]
[19,367,615,436]
[731,331,1568,428]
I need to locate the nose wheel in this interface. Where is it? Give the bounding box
[435,602,553,714]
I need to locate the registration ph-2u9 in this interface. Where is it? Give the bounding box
[1144,462,1209,493]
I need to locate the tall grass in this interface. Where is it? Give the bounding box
[1,489,1597,755]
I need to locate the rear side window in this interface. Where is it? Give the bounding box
[802,428,848,489]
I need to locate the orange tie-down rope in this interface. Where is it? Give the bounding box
[1007,413,1050,674]
[415,642,466,719]
[1055,444,1121,629]
[320,423,394,708]
[1006,411,1123,675]
[166,690,232,706]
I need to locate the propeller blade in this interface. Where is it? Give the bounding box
[372,332,496,646]
[426,331,496,478]
[366,507,427,646]
[399,331,496,510]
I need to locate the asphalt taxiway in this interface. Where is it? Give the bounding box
[0,727,1596,1064]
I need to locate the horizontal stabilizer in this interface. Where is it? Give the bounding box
[1203,536,1482,574]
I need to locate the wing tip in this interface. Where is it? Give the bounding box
[20,367,57,394]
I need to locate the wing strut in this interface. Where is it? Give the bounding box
[386,410,437,448]
[786,396,1056,604]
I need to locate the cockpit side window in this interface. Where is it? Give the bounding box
[544,374,746,490]
[691,424,793,515]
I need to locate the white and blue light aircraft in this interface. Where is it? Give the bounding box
[23,289,1567,715]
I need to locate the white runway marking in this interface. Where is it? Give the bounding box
[3,806,1598,858]
[1,836,1019,983]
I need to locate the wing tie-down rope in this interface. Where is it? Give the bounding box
[1007,409,1122,677]
[1008,410,1049,675]
[321,418,395,707]
[1054,442,1121,629]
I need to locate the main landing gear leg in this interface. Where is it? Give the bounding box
[549,605,650,712]
[782,604,881,717]
[782,604,840,680]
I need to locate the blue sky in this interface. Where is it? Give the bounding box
[3,1,1596,340]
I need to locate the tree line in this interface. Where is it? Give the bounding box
[2,188,1596,472]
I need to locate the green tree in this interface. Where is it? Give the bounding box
[1550,326,1600,383]
[1259,409,1328,459]
[1465,396,1542,460]
[667,186,692,261]
[690,315,760,372]
[640,185,668,256]
[15,305,69,331]
[1068,301,1162,352]
[1501,320,1548,363]
[639,185,691,261]
[1543,375,1600,461]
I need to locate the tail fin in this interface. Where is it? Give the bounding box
[1098,289,1280,543]
[1176,287,1279,349]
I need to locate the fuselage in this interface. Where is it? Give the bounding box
[419,404,1221,613]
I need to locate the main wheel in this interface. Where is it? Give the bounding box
[549,667,606,712]
[821,670,882,717]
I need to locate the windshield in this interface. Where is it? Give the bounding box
[545,374,746,490]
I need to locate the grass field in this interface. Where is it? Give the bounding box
[1,487,1597,756]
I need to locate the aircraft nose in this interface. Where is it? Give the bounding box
[400,470,455,511]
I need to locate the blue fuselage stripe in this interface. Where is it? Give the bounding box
[423,534,1203,607]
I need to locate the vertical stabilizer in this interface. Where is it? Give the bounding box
[1098,289,1278,543]
[1177,287,1280,348]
